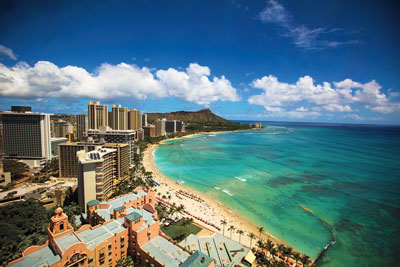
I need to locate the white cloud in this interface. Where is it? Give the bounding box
[264,106,284,112]
[156,63,240,105]
[0,61,240,106]
[0,45,17,60]
[323,104,354,112]
[257,0,359,50]
[257,0,290,24]
[258,106,321,119]
[343,114,364,121]
[248,75,400,116]
[369,117,383,121]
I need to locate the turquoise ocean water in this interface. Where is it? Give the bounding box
[154,122,400,266]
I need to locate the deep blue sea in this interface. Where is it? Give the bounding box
[154,122,400,266]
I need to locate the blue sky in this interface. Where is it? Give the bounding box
[0,0,399,124]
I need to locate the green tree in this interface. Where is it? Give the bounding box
[301,254,312,267]
[3,159,29,180]
[277,244,286,257]
[116,255,134,267]
[258,226,265,240]
[62,202,82,230]
[248,232,256,248]
[236,229,244,244]
[228,225,235,239]
[292,251,301,266]
[0,199,49,265]
[220,219,227,236]
[266,239,274,259]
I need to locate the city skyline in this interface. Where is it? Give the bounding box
[0,0,399,124]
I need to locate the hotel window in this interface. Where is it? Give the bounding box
[88,256,94,263]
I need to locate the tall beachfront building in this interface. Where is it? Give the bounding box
[76,114,88,140]
[58,139,129,180]
[8,187,217,267]
[87,126,136,166]
[142,113,147,127]
[154,118,166,136]
[112,105,128,130]
[88,101,108,130]
[77,147,116,211]
[0,107,52,167]
[127,108,142,131]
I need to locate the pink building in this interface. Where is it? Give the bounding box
[8,187,214,267]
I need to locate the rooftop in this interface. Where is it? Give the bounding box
[125,212,142,222]
[87,199,100,207]
[75,221,123,250]
[141,235,190,267]
[78,147,116,164]
[180,233,250,267]
[0,111,53,116]
[56,233,81,253]
[114,205,126,212]
[11,246,61,267]
[180,250,213,267]
[96,190,148,221]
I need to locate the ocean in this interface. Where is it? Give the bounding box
[154,122,400,266]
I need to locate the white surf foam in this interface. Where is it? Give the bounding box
[223,189,234,196]
[235,176,247,182]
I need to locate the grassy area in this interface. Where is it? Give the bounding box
[161,219,202,242]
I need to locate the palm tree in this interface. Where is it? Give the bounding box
[248,232,256,248]
[236,229,244,244]
[292,251,301,266]
[301,254,312,267]
[228,225,235,239]
[220,219,227,236]
[177,204,185,215]
[283,246,293,260]
[256,239,265,250]
[277,244,286,257]
[270,247,278,261]
[266,239,274,259]
[258,226,265,240]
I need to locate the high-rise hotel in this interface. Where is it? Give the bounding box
[0,106,52,167]
[88,101,108,130]
[112,105,128,130]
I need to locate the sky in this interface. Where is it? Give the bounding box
[0,0,399,124]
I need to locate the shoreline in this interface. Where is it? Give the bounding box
[142,130,299,252]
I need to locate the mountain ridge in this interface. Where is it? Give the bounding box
[147,108,230,123]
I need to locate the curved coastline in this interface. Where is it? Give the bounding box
[142,131,304,255]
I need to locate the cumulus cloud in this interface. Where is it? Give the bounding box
[257,0,359,50]
[0,61,240,106]
[343,114,364,121]
[258,106,321,119]
[0,45,17,60]
[248,75,400,115]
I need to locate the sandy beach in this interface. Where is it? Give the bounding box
[142,132,291,250]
